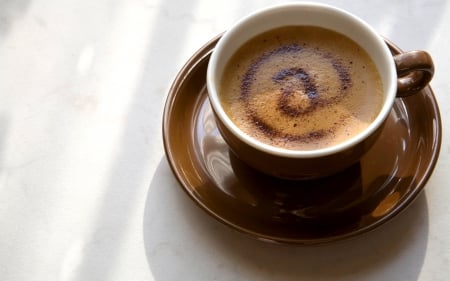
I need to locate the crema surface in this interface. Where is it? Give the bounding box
[220,26,384,150]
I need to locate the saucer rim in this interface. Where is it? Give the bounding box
[162,34,442,245]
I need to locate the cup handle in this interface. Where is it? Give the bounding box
[393,50,434,97]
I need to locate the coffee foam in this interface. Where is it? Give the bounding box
[220,26,383,150]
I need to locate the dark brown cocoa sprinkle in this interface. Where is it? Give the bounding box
[238,43,353,144]
[331,59,352,91]
[251,115,278,137]
[273,67,318,100]
[240,44,302,99]
[283,129,328,143]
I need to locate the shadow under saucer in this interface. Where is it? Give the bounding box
[162,35,441,244]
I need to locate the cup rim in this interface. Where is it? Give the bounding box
[206,2,397,159]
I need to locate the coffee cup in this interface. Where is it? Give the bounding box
[206,3,434,179]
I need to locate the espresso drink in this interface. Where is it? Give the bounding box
[219,26,384,150]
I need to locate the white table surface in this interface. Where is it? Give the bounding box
[1,0,449,280]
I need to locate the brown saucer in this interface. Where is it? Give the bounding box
[162,35,442,245]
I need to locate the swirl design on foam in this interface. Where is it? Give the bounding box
[240,43,352,142]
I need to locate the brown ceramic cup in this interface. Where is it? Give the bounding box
[206,3,434,179]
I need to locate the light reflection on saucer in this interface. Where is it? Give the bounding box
[163,35,441,244]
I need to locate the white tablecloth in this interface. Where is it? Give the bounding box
[1,0,448,280]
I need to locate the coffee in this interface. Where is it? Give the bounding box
[219,26,384,150]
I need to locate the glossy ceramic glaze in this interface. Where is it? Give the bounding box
[162,36,441,244]
[206,3,434,179]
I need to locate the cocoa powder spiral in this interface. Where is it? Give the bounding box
[220,26,383,150]
[240,43,352,142]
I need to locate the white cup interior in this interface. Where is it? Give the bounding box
[207,2,397,158]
